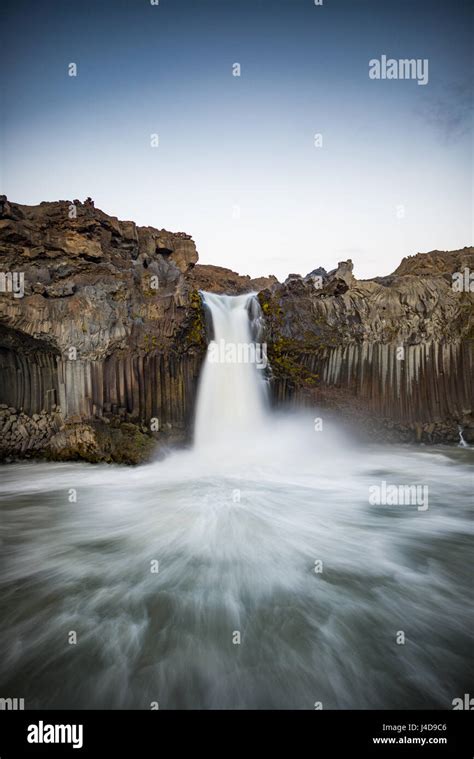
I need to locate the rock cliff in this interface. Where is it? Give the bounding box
[259,253,473,443]
[0,197,472,461]
[0,198,274,461]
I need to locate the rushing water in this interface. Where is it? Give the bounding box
[0,294,472,710]
[194,292,267,448]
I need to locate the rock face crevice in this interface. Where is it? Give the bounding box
[0,196,472,460]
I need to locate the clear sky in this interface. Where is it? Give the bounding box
[1,0,472,280]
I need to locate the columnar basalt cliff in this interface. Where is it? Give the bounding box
[259,253,474,443]
[0,197,472,461]
[0,198,273,461]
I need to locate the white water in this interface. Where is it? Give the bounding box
[0,293,472,709]
[458,425,469,448]
[194,292,267,449]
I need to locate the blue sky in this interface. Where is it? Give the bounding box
[1,0,472,279]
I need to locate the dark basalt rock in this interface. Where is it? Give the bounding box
[0,197,472,461]
[258,248,474,444]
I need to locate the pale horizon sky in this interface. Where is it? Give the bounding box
[1,0,472,281]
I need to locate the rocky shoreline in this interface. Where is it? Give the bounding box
[0,196,472,463]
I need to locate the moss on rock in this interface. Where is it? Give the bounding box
[179,290,207,349]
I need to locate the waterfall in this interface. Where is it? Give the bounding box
[193,292,268,449]
[458,425,468,448]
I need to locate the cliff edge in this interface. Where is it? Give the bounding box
[0,197,472,461]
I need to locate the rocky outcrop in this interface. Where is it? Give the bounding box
[0,196,472,460]
[189,264,277,294]
[0,405,61,458]
[0,198,281,461]
[259,253,474,443]
[0,197,208,461]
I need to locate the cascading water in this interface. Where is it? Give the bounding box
[0,293,472,709]
[458,425,469,448]
[194,292,267,449]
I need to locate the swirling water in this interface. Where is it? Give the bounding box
[0,294,472,709]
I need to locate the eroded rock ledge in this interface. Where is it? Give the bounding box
[0,196,472,462]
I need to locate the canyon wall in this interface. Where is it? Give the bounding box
[0,198,272,461]
[0,196,472,461]
[259,254,474,442]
